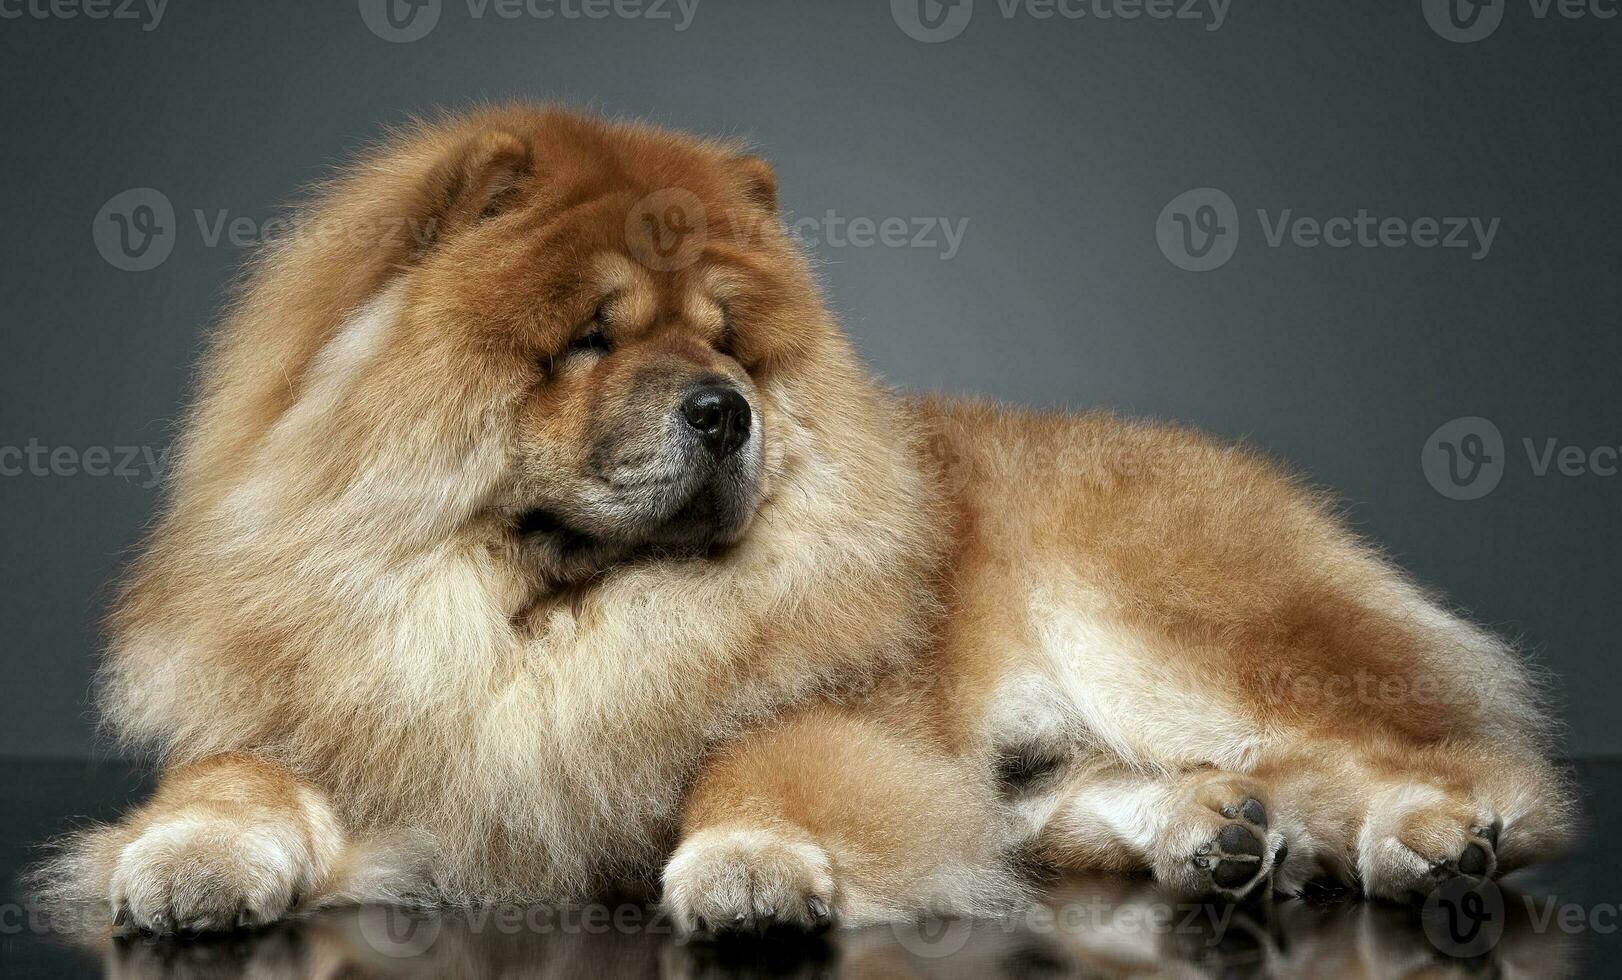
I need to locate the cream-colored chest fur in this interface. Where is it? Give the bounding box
[106,489,928,902]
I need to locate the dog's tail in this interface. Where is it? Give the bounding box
[24,815,433,937]
[23,821,130,935]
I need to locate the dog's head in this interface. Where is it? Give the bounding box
[508,272,766,567]
[496,241,779,576]
[103,107,945,773]
[178,107,858,587]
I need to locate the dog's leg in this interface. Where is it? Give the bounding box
[663,704,1018,934]
[1032,740,1574,905]
[38,753,346,935]
[1345,741,1576,902]
[1032,760,1298,902]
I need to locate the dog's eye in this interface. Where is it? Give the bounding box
[715,312,736,358]
[569,329,611,355]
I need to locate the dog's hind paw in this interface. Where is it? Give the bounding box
[1358,783,1501,903]
[1154,774,1287,902]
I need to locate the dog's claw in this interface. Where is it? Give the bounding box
[808,895,832,932]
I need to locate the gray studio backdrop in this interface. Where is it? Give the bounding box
[1,0,1617,759]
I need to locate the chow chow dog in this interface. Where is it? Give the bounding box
[36,106,1574,937]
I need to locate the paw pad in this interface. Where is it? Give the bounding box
[1192,798,1270,895]
[1457,843,1492,876]
[1415,820,1501,896]
[1220,798,1268,828]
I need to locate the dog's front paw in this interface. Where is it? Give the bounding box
[662,826,837,936]
[109,813,317,934]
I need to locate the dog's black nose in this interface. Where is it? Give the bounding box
[681,384,751,457]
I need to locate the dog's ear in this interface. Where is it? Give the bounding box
[732,154,777,214]
[411,130,533,254]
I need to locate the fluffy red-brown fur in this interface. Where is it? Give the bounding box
[33,106,1574,937]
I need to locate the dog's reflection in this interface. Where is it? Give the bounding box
[834,878,1577,980]
[100,877,1575,979]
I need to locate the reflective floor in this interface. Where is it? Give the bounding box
[5,758,1619,978]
